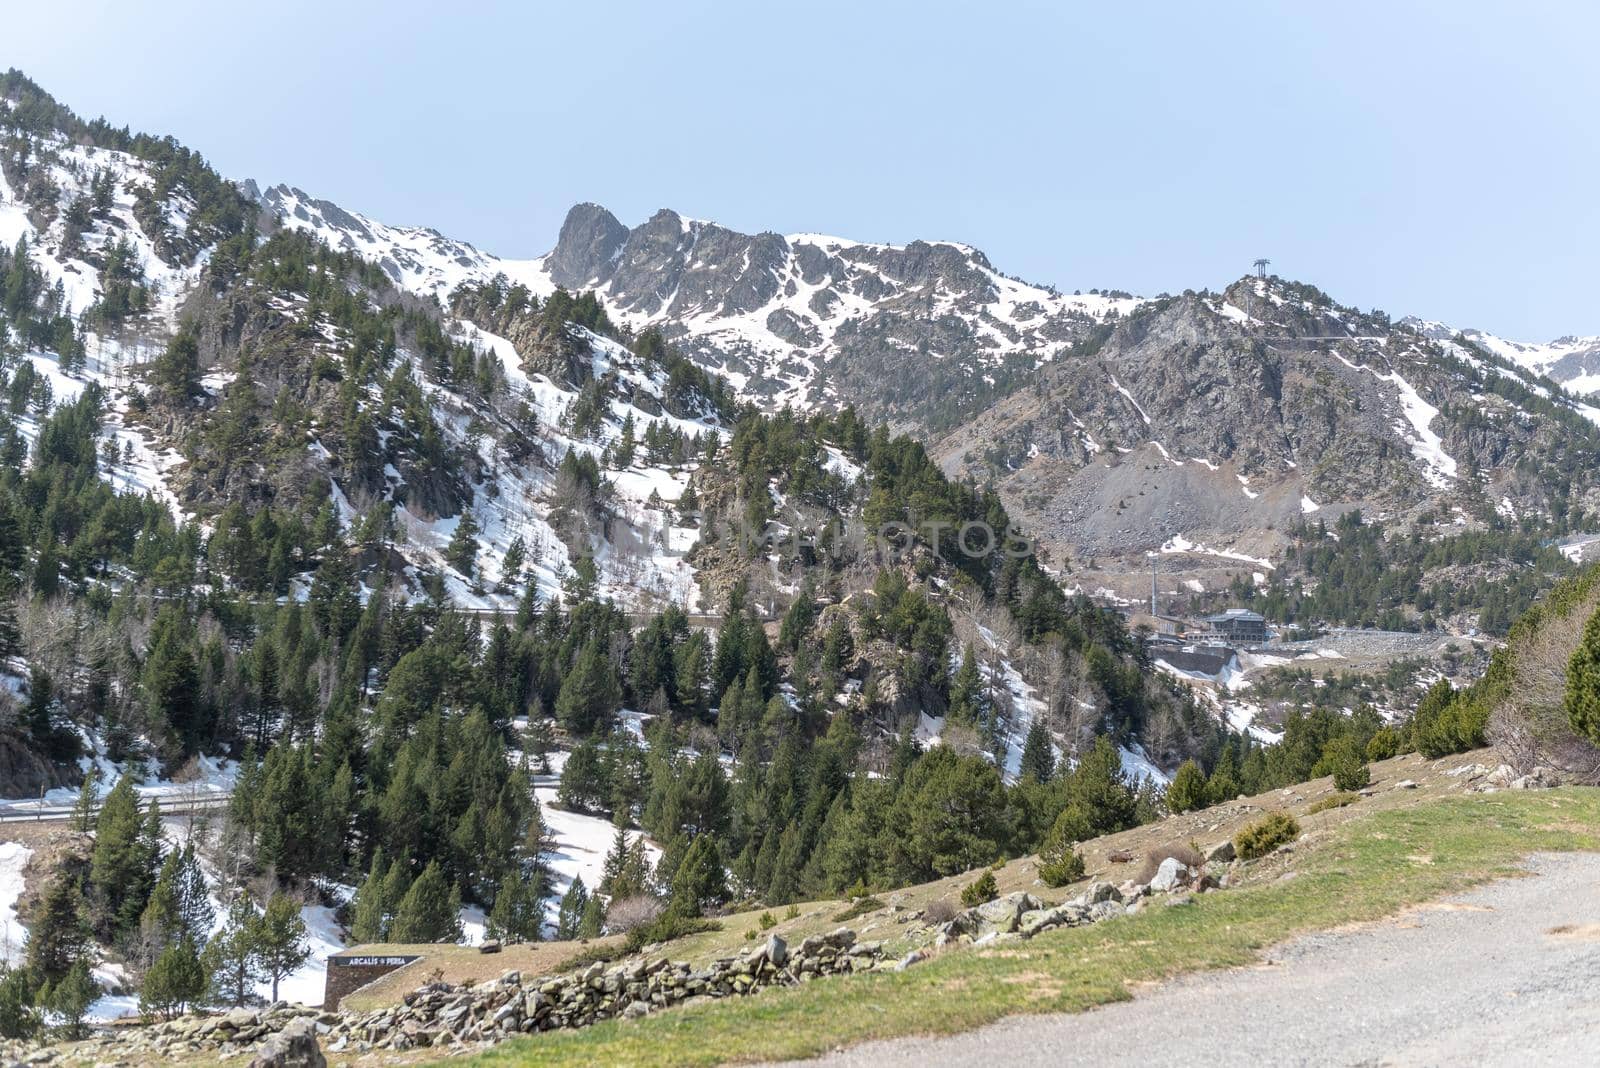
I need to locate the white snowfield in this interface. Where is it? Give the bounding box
[0,842,33,966]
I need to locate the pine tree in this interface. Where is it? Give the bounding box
[1325,736,1371,792]
[554,639,622,736]
[388,862,460,944]
[556,738,609,813]
[499,534,526,593]
[140,936,204,1020]
[203,894,265,1007]
[153,321,201,398]
[349,852,395,944]
[1018,720,1055,783]
[667,834,727,917]
[0,967,37,1040]
[70,768,99,832]
[486,868,542,943]
[42,958,97,1039]
[1566,607,1600,746]
[555,877,589,940]
[445,510,480,577]
[1064,735,1137,837]
[1037,806,1087,888]
[1166,760,1208,813]
[948,645,987,726]
[252,894,311,1002]
[578,893,605,938]
[26,874,89,989]
[614,412,636,468]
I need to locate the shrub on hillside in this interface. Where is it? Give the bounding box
[1039,848,1085,888]
[1136,843,1204,884]
[960,872,998,908]
[621,912,720,955]
[1234,812,1300,860]
[1325,736,1371,792]
[1036,806,1090,887]
[1408,679,1487,759]
[1365,726,1402,762]
[923,899,957,925]
[604,895,664,934]
[831,896,884,923]
[1307,792,1358,814]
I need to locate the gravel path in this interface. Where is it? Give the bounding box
[788,852,1600,1068]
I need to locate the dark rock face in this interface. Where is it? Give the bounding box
[931,278,1600,558]
[542,203,1118,429]
[544,203,629,288]
[0,731,79,800]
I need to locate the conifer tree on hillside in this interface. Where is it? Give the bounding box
[388,862,461,945]
[1564,607,1600,746]
[252,894,311,1002]
[554,877,589,941]
[42,959,97,1039]
[153,320,200,398]
[1165,759,1208,813]
[1018,720,1055,783]
[486,868,543,943]
[89,776,155,936]
[445,509,480,577]
[69,768,99,833]
[349,851,398,944]
[25,874,90,990]
[203,894,265,1007]
[668,834,728,917]
[554,640,622,737]
[139,936,203,1020]
[578,893,605,939]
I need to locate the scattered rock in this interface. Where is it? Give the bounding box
[1394,780,1419,790]
[1204,840,1236,864]
[1148,858,1194,893]
[248,1017,325,1068]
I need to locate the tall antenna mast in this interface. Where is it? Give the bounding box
[1253,258,1271,279]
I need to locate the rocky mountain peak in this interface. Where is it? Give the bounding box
[545,201,628,287]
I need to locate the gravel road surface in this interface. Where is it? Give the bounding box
[787,852,1600,1067]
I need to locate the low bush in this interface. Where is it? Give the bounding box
[831,896,885,923]
[960,871,998,908]
[605,894,664,933]
[1307,792,1359,814]
[1039,849,1085,888]
[1234,812,1301,860]
[757,911,776,930]
[923,899,958,925]
[1136,843,1204,884]
[622,912,721,955]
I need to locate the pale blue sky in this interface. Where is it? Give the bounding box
[9,0,1596,339]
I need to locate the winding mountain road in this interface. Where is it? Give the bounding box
[792,852,1600,1068]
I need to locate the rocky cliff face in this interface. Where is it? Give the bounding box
[250,183,1600,577]
[534,203,1139,429]
[933,278,1600,562]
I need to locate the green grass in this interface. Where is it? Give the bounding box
[454,790,1600,1068]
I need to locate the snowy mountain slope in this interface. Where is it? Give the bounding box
[0,119,716,614]
[934,276,1600,575]
[246,189,1140,426]
[255,183,554,307]
[1447,326,1600,399]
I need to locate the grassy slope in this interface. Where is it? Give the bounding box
[450,789,1600,1068]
